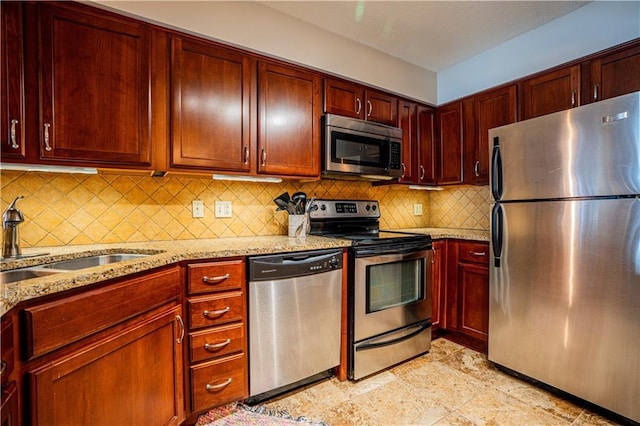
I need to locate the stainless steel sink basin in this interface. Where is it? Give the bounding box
[1,253,150,285]
[0,268,60,285]
[40,254,148,271]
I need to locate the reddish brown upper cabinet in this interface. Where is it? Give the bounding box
[170,36,252,172]
[257,61,321,178]
[1,2,26,161]
[397,101,417,183]
[521,65,580,120]
[464,85,517,185]
[436,102,464,185]
[35,2,154,168]
[588,43,640,104]
[416,105,437,186]
[324,78,397,126]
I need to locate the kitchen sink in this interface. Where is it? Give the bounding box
[0,268,60,285]
[39,254,148,271]
[0,253,150,285]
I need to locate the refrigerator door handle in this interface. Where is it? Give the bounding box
[491,203,503,268]
[491,137,503,200]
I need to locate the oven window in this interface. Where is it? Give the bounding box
[366,258,424,313]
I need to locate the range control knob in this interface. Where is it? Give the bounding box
[365,205,371,211]
[320,204,327,211]
[372,204,377,211]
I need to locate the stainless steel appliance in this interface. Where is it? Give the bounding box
[322,114,403,180]
[489,92,640,423]
[247,249,342,402]
[310,199,432,380]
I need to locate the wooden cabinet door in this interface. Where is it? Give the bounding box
[590,44,640,103]
[170,37,251,172]
[1,381,18,426]
[436,102,464,185]
[1,2,26,160]
[37,2,153,167]
[29,305,185,426]
[257,61,320,177]
[457,262,489,343]
[467,85,517,185]
[324,78,364,120]
[431,240,446,331]
[416,105,437,185]
[397,101,417,183]
[521,65,580,119]
[365,89,398,126]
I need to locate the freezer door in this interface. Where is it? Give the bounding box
[489,197,640,422]
[489,91,640,201]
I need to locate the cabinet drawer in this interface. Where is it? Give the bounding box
[189,322,245,363]
[188,292,244,329]
[190,352,247,412]
[23,267,181,359]
[187,260,244,295]
[1,317,14,382]
[458,242,489,265]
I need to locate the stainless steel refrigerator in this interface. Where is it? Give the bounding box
[489,92,640,423]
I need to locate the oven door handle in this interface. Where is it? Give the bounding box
[355,321,431,352]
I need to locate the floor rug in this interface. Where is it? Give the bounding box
[197,402,327,426]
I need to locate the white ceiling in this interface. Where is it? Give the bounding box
[259,1,589,72]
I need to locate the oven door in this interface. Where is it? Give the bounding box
[353,247,432,342]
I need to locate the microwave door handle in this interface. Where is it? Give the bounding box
[381,138,391,170]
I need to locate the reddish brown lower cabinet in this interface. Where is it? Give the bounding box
[1,381,18,426]
[27,305,185,426]
[443,240,489,353]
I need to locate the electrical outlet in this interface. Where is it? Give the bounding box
[215,201,232,218]
[192,200,204,218]
[413,203,423,216]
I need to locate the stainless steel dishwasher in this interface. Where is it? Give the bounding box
[247,249,343,403]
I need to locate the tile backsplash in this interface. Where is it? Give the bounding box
[0,171,489,247]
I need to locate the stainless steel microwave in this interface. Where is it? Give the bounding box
[322,114,402,180]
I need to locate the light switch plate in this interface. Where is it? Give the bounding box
[215,201,232,218]
[413,203,423,216]
[192,200,204,218]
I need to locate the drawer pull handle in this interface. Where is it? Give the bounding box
[176,315,185,344]
[203,307,230,318]
[204,339,231,351]
[469,251,486,257]
[205,378,232,392]
[202,273,230,284]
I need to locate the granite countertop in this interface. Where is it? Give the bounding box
[0,228,488,316]
[0,235,350,316]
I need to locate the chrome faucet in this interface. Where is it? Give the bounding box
[2,196,25,258]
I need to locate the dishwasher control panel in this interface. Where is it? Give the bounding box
[249,249,343,281]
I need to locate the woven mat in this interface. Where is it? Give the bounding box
[197,402,327,426]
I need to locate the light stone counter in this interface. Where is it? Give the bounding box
[395,227,490,242]
[0,236,351,316]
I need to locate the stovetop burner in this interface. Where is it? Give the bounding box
[308,199,430,246]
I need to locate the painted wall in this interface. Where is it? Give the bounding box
[438,1,640,104]
[93,0,438,105]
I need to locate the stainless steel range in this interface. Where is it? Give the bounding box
[309,199,433,380]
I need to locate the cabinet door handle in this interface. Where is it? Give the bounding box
[244,145,249,165]
[261,147,267,166]
[205,378,232,392]
[419,165,425,181]
[203,307,230,318]
[176,315,184,344]
[367,100,372,117]
[474,160,480,177]
[571,91,576,108]
[431,247,438,264]
[469,251,487,257]
[203,273,230,284]
[401,163,406,178]
[593,84,599,102]
[355,98,362,115]
[0,360,6,376]
[10,119,19,149]
[43,123,52,151]
[204,339,231,351]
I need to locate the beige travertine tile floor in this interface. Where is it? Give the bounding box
[264,338,621,425]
